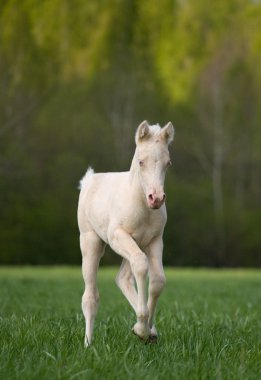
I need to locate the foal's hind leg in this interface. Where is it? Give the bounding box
[116,259,137,311]
[80,231,105,346]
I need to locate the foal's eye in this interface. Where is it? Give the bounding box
[139,160,144,167]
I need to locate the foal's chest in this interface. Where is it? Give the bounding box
[125,208,166,249]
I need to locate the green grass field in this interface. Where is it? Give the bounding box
[0,267,260,380]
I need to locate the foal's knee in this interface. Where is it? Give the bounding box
[149,273,166,297]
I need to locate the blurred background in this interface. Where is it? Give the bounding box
[0,0,260,267]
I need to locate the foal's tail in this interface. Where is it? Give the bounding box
[79,167,95,190]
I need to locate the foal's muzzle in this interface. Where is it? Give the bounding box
[148,192,166,209]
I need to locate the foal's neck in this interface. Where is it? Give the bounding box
[129,150,138,177]
[129,150,146,205]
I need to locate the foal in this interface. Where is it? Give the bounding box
[78,120,174,346]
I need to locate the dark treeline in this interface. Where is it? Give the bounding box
[0,0,261,266]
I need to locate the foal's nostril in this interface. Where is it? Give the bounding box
[148,194,154,201]
[148,193,165,205]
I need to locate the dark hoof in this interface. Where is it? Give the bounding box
[146,335,158,344]
[132,329,158,344]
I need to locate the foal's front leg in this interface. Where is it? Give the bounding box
[147,236,166,338]
[109,228,150,339]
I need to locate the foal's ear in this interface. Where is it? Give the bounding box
[135,120,150,144]
[162,122,175,145]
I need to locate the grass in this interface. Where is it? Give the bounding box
[0,267,260,380]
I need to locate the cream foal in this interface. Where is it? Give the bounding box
[78,120,174,346]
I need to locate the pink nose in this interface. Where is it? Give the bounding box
[148,192,166,208]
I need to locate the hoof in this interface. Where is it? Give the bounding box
[146,334,158,344]
[132,327,148,341]
[84,336,91,347]
[132,322,150,340]
[132,329,158,344]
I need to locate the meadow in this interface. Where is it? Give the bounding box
[0,267,260,379]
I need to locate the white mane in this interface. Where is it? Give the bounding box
[148,124,161,135]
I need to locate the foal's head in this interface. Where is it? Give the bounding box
[135,120,174,209]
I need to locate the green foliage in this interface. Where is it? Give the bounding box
[0,268,260,379]
[0,0,261,265]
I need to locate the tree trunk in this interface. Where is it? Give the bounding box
[212,84,226,265]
